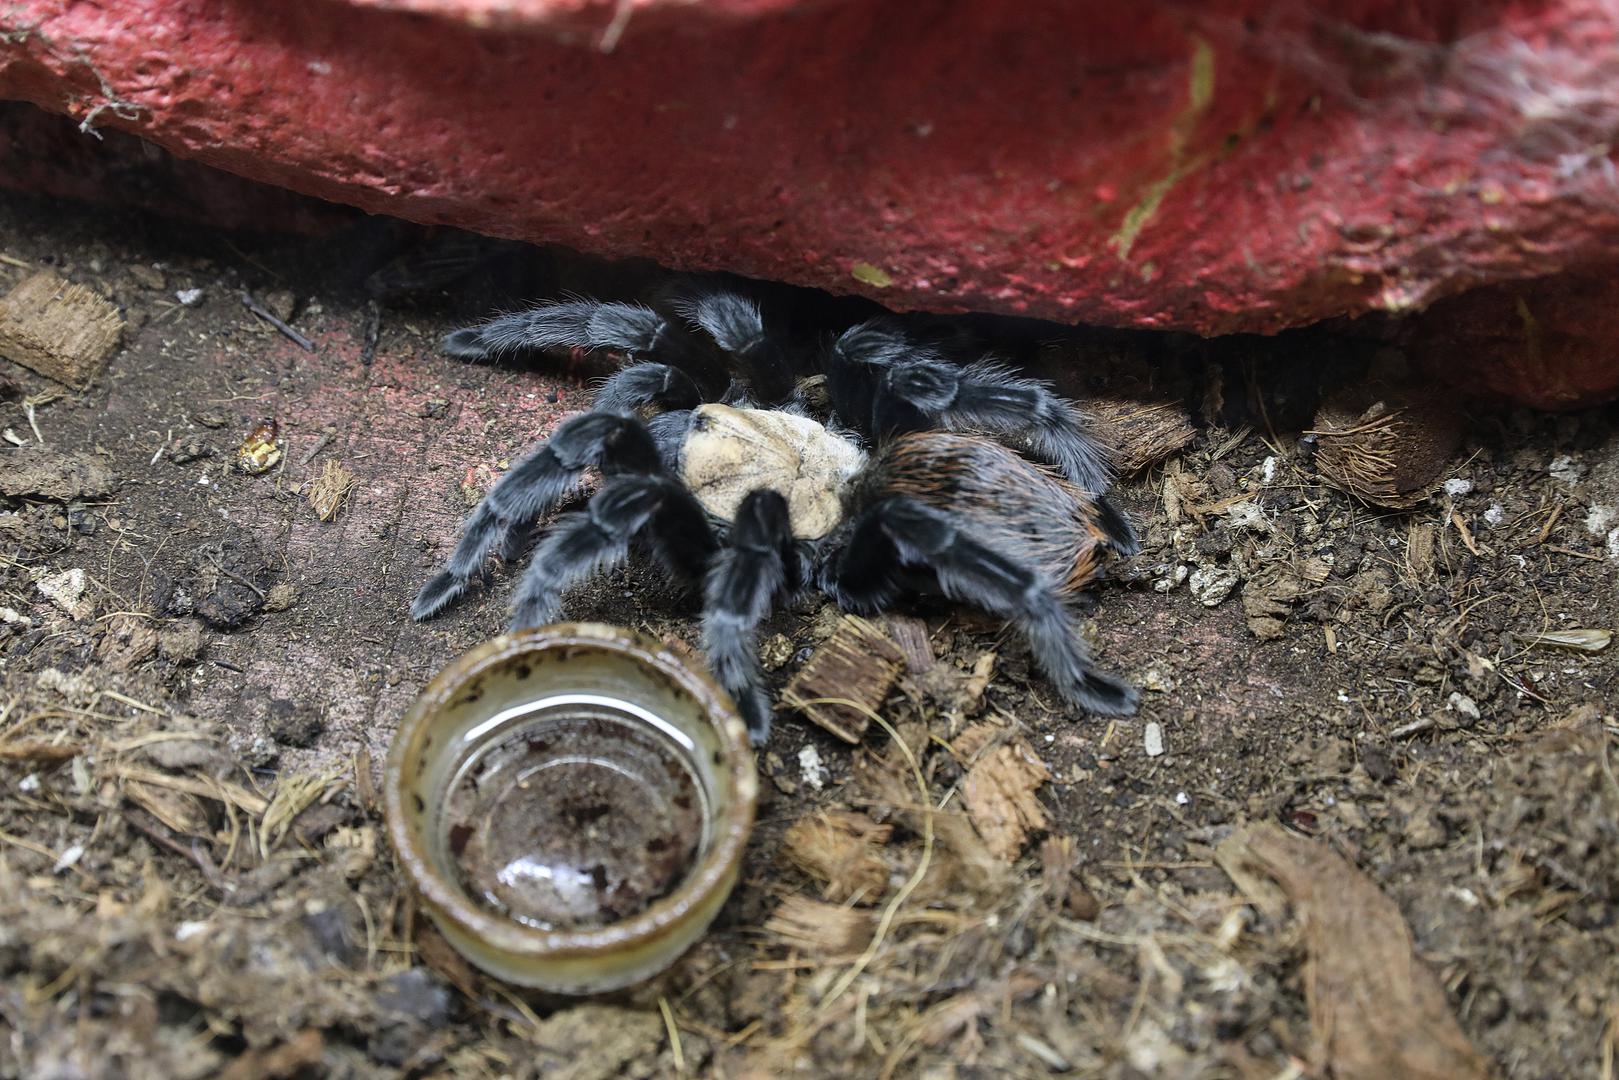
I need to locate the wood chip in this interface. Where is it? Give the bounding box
[217,1029,325,1080]
[0,271,123,388]
[307,458,356,521]
[781,615,904,743]
[882,614,935,673]
[781,808,892,903]
[1080,396,1198,475]
[1216,824,1490,1080]
[763,894,873,955]
[960,737,1052,860]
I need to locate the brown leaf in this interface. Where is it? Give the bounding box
[1216,824,1490,1080]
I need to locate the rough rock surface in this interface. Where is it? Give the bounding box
[3,1,1619,402]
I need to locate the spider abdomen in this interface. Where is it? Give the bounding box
[679,404,867,540]
[873,433,1115,593]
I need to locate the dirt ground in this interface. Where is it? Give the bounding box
[1,185,1617,1080]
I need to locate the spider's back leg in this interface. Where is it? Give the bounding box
[828,321,1123,517]
[824,495,1137,717]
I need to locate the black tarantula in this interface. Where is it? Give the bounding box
[411,290,1141,743]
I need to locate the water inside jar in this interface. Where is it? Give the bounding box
[440,696,709,930]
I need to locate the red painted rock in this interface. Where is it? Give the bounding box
[2,0,1618,401]
[1411,272,1619,410]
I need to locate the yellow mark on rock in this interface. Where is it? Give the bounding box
[851,262,893,288]
[1109,35,1217,262]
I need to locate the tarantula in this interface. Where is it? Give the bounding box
[411,291,1140,743]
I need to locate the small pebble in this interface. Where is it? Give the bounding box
[1143,722,1165,758]
[1188,565,1240,607]
[1447,692,1481,722]
[797,745,827,790]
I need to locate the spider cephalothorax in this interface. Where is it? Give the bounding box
[413,291,1140,743]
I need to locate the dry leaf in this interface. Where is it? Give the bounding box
[1216,824,1489,1080]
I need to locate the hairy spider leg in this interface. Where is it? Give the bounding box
[442,298,732,393]
[509,474,718,630]
[670,291,797,405]
[829,322,1128,544]
[826,497,1139,717]
[701,490,805,743]
[410,412,664,621]
[592,362,704,415]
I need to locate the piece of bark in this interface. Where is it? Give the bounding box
[1080,396,1198,476]
[1216,824,1490,1080]
[0,446,117,501]
[958,735,1053,861]
[1308,383,1463,509]
[782,615,904,743]
[0,271,123,388]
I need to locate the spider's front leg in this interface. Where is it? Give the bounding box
[410,411,665,621]
[702,490,805,744]
[509,474,717,629]
[826,496,1138,717]
[440,292,795,405]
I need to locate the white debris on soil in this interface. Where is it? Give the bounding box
[1260,455,1278,483]
[1223,501,1271,534]
[1548,455,1583,484]
[175,287,205,307]
[1154,563,1189,593]
[1447,692,1482,722]
[797,745,828,791]
[34,567,89,619]
[1189,564,1241,606]
[1484,502,1506,527]
[1586,505,1617,537]
[1443,477,1474,497]
[1143,722,1165,758]
[52,843,85,875]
